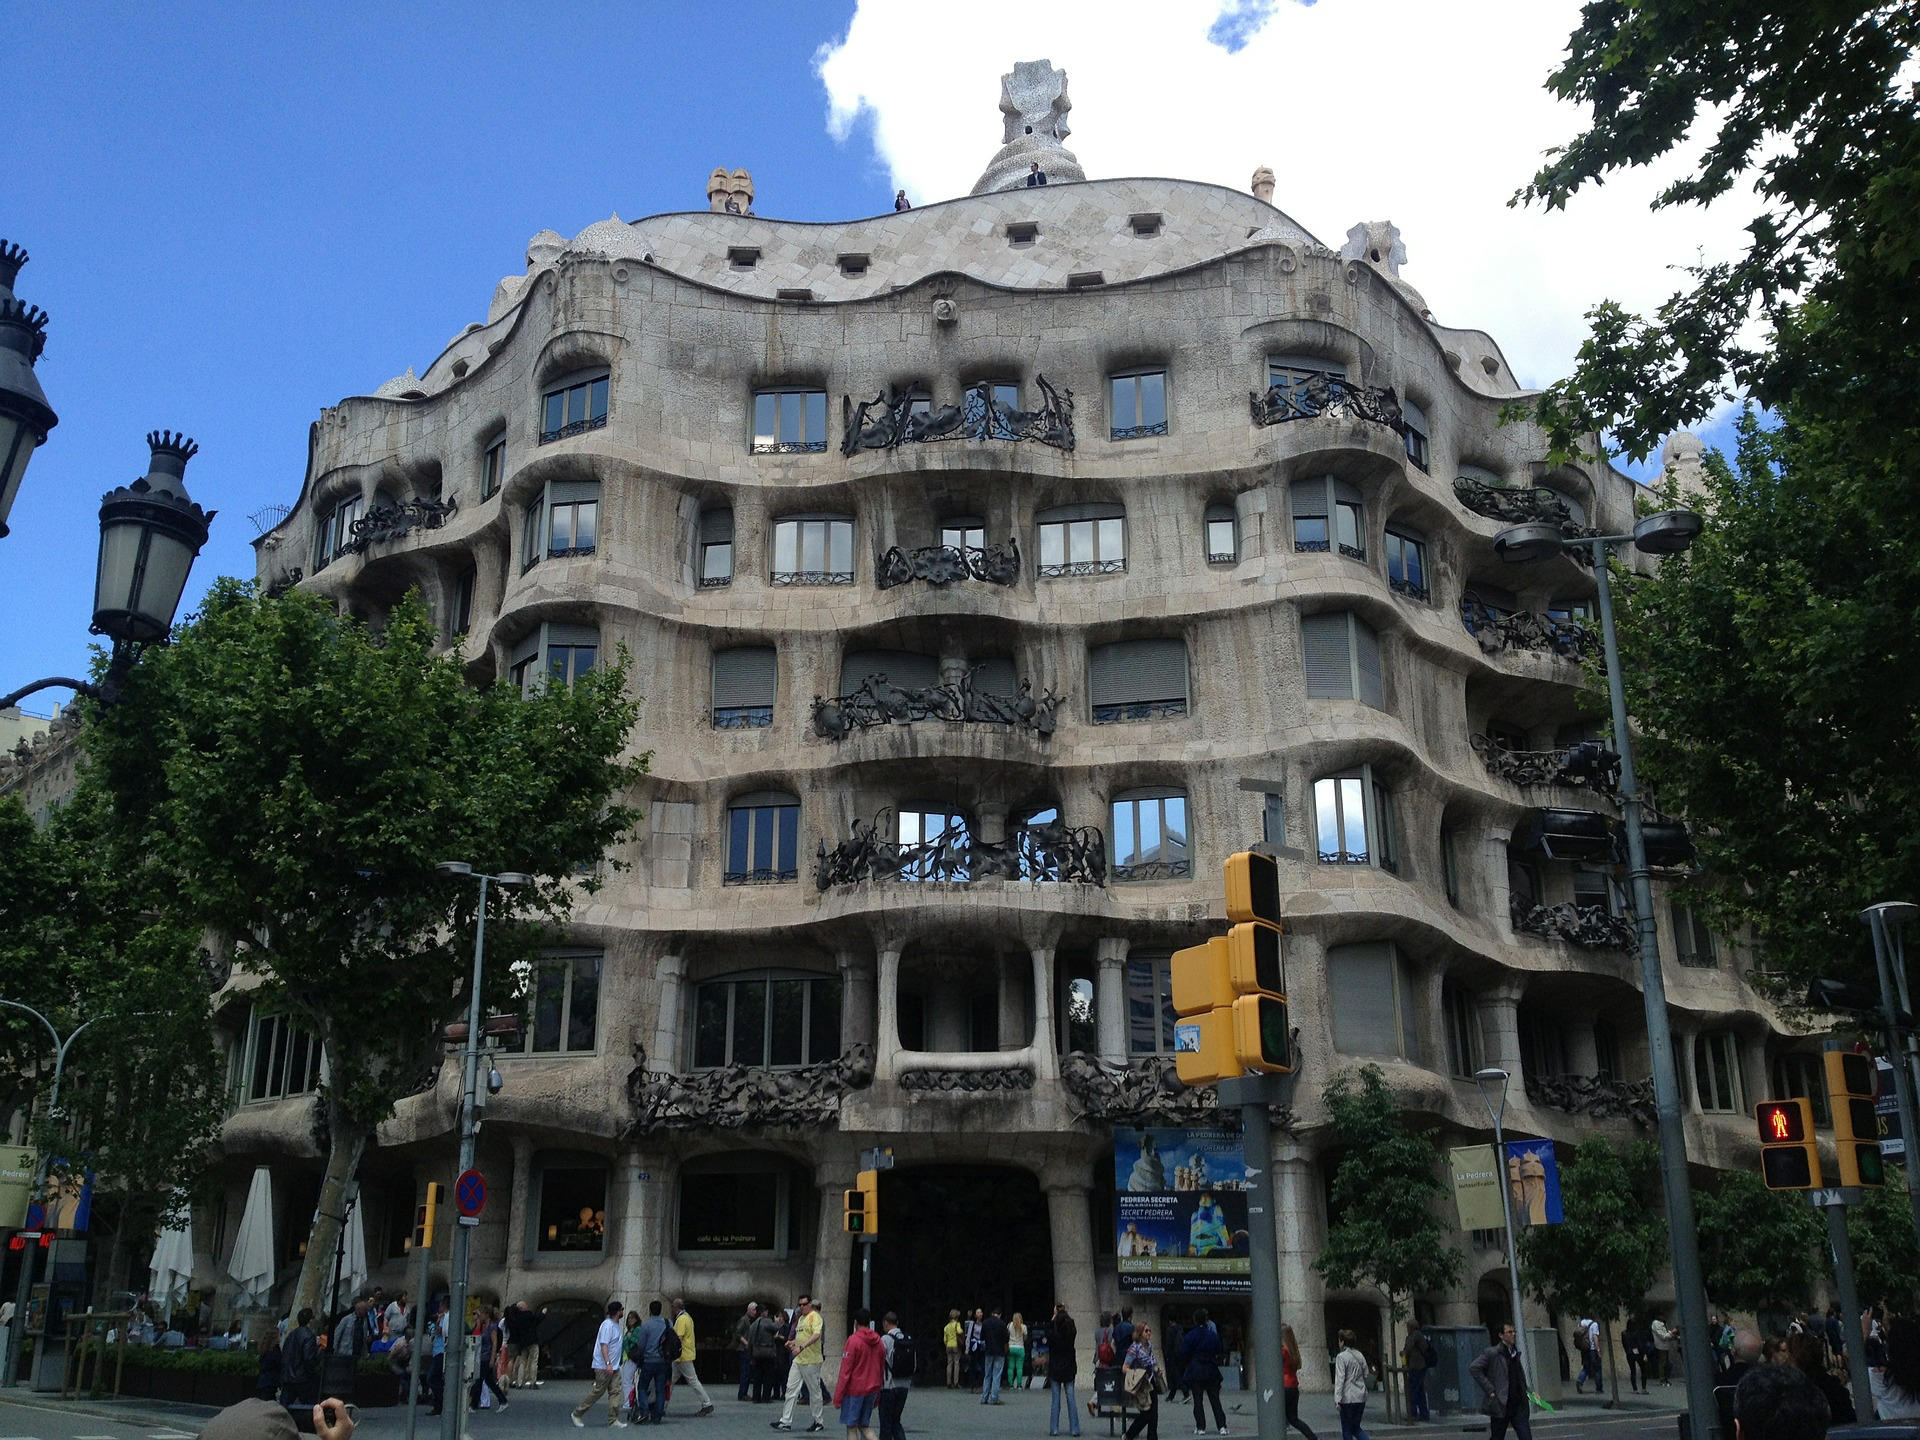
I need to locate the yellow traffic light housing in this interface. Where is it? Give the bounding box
[1756,1098,1822,1190]
[1171,855,1292,1085]
[1225,850,1281,924]
[843,1168,879,1235]
[1823,1050,1886,1188]
[412,1181,444,1250]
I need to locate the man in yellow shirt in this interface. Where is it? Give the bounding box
[771,1295,825,1432]
[943,1311,962,1388]
[671,1298,715,1417]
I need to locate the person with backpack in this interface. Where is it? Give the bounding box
[878,1312,913,1440]
[1048,1303,1081,1439]
[1401,1322,1434,1421]
[833,1311,886,1440]
[627,1300,673,1424]
[1092,1314,1118,1419]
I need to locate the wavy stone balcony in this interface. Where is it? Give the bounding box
[842,376,1075,454]
[1249,375,1404,436]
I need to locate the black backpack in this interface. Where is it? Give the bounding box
[661,1323,683,1363]
[887,1331,917,1380]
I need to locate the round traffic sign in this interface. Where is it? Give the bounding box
[454,1168,487,1218]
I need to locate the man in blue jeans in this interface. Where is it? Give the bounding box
[980,1309,1010,1404]
[1047,1304,1081,1438]
[628,1301,672,1424]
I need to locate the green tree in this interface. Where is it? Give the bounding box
[83,580,645,1319]
[1517,1137,1666,1406]
[1843,1167,1920,1312]
[1695,1168,1822,1317]
[1314,1065,1464,1420]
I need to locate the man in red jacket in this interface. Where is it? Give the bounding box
[832,1312,886,1440]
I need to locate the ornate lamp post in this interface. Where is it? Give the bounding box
[1494,507,1714,1440]
[0,243,57,538]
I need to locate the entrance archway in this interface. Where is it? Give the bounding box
[854,1165,1054,1362]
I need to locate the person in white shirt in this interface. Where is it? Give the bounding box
[572,1301,630,1428]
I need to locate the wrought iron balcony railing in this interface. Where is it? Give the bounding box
[1510,898,1636,950]
[1459,597,1598,662]
[1389,576,1430,602]
[815,808,1106,889]
[1471,734,1620,795]
[876,537,1021,589]
[722,866,799,886]
[1038,558,1126,578]
[1250,374,1405,435]
[811,666,1064,741]
[1112,858,1192,882]
[341,497,456,555]
[712,705,773,730]
[539,413,608,444]
[1452,476,1603,559]
[842,375,1075,454]
[1091,698,1187,725]
[750,438,828,455]
[770,569,854,586]
[1524,1071,1656,1125]
[1111,421,1169,440]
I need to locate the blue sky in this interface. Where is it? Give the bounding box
[2,1,1741,705]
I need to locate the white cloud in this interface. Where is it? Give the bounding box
[815,0,1755,399]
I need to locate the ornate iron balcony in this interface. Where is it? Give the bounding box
[750,438,828,455]
[1038,558,1125,578]
[1319,850,1370,866]
[770,570,854,586]
[1207,551,1237,566]
[547,543,596,561]
[1111,421,1169,440]
[1471,734,1620,794]
[1250,374,1405,434]
[876,537,1021,589]
[697,575,731,589]
[811,666,1064,740]
[1460,597,1598,662]
[539,413,608,444]
[843,375,1075,454]
[722,866,798,886]
[1389,576,1430,602]
[1058,1052,1230,1125]
[899,1068,1036,1093]
[342,497,456,555]
[626,1042,875,1133]
[1524,1071,1656,1125]
[815,808,1106,889]
[1112,858,1192,882]
[1453,475,1603,558]
[1511,898,1636,950]
[712,705,773,729]
[1091,698,1187,725]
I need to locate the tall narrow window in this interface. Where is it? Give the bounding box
[1111,788,1190,881]
[508,623,599,694]
[1037,503,1126,577]
[1574,866,1617,915]
[1327,942,1420,1062]
[1291,477,1365,559]
[520,952,601,1054]
[711,646,777,728]
[540,371,610,443]
[752,389,829,454]
[1520,1008,1570,1079]
[966,381,1021,440]
[1300,612,1385,708]
[1385,527,1429,601]
[481,437,505,499]
[1109,370,1168,439]
[314,494,364,571]
[725,791,800,884]
[1441,825,1462,908]
[1205,503,1238,564]
[1088,638,1188,723]
[1443,984,1482,1077]
[450,567,476,639]
[1671,901,1718,967]
[771,516,854,585]
[1262,792,1284,848]
[1694,1031,1743,1113]
[898,808,970,882]
[1593,1021,1621,1081]
[691,972,841,1069]
[523,479,599,570]
[699,507,734,587]
[1401,398,1431,472]
[1125,954,1177,1055]
[1312,766,1397,872]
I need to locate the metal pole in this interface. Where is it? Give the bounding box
[1819,1199,1874,1420]
[1485,1087,1535,1406]
[1217,1075,1284,1440]
[404,1227,431,1440]
[1590,543,1719,1440]
[860,1238,872,1316]
[1863,906,1920,1267]
[441,876,489,1440]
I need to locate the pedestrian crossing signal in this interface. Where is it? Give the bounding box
[1755,1099,1821,1190]
[1171,854,1292,1085]
[843,1169,879,1235]
[1824,1050,1885,1188]
[412,1181,444,1250]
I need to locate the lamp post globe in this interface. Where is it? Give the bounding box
[1631,508,1704,555]
[0,242,58,539]
[93,431,216,646]
[1492,522,1566,566]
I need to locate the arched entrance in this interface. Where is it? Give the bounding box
[854,1165,1054,1359]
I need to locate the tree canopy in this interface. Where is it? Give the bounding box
[1694,1168,1822,1316]
[83,580,645,1317]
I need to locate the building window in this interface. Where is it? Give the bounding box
[237,1007,325,1104]
[1037,503,1126,577]
[518,951,601,1054]
[1327,941,1420,1062]
[1262,792,1285,847]
[539,371,610,443]
[1520,1007,1570,1079]
[522,479,599,571]
[711,645,776,728]
[1441,825,1462,907]
[507,623,599,694]
[450,567,475,639]
[1771,1052,1829,1124]
[1546,597,1594,625]
[1291,477,1365,559]
[699,506,734,587]
[1385,527,1429,602]
[1694,1031,1744,1113]
[725,791,799,884]
[1443,984,1482,1077]
[1402,398,1431,472]
[481,437,505,499]
[1265,354,1347,418]
[839,648,939,697]
[752,389,829,454]
[691,971,841,1069]
[771,516,854,585]
[1088,637,1188,723]
[1111,788,1190,881]
[1125,953,1177,1055]
[314,494,363,571]
[1672,900,1718,967]
[966,380,1022,440]
[535,1163,607,1251]
[1109,369,1168,439]
[676,1160,800,1255]
[1205,503,1238,564]
[1312,766,1397,872]
[1574,866,1618,915]
[1300,611,1385,708]
[898,808,970,882]
[1594,1020,1622,1080]
[941,518,986,552]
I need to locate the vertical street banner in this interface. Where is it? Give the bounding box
[0,1146,36,1230]
[1877,1058,1905,1159]
[1114,1125,1252,1294]
[1451,1140,1564,1230]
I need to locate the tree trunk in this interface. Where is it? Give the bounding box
[290,1111,367,1328]
[1383,1302,1399,1423]
[100,1201,132,1309]
[1606,1318,1620,1409]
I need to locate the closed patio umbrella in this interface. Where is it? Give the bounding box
[226,1165,275,1310]
[147,1206,195,1324]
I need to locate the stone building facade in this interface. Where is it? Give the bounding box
[206,69,1801,1384]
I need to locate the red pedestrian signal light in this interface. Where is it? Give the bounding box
[1759,1101,1805,1143]
[1755,1098,1821,1190]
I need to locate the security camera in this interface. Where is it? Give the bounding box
[487,1068,505,1095]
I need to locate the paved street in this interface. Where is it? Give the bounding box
[2,1382,1685,1440]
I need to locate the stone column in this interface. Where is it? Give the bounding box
[613,1148,663,1304]
[840,950,875,1056]
[1488,828,1519,934]
[1045,1182,1099,1342]
[649,953,685,1071]
[874,947,902,1081]
[815,1178,857,1320]
[500,1134,534,1300]
[998,952,1022,1052]
[1029,946,1058,1080]
[1095,937,1130,1063]
[1273,1142,1329,1393]
[1671,1021,1701,1115]
[1483,983,1525,1087]
[1740,1030,1769,1112]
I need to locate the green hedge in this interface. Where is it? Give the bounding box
[95,1344,391,1379]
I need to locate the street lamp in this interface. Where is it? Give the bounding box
[433,862,531,1440]
[0,431,215,711]
[0,242,58,538]
[1494,507,1716,1440]
[1861,902,1920,1261]
[1473,1068,1535,1406]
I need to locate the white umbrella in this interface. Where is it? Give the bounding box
[332,1198,367,1310]
[226,1165,276,1309]
[147,1206,195,1324]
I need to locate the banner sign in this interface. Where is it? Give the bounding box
[1451,1140,1564,1230]
[1877,1058,1905,1160]
[1113,1125,1252,1295]
[0,1146,36,1230]
[24,1162,92,1234]
[1450,1144,1504,1231]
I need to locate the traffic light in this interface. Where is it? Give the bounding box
[843,1169,879,1236]
[1823,1050,1886,1188]
[412,1181,443,1250]
[1756,1098,1822,1190]
[1171,853,1292,1085]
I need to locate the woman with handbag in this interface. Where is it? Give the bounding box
[1122,1324,1163,1440]
[1332,1330,1372,1440]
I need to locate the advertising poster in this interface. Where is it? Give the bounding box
[0,1146,36,1230]
[24,1163,92,1234]
[1451,1140,1564,1230]
[1113,1125,1251,1295]
[1450,1144,1504,1231]
[1877,1059,1905,1160]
